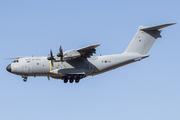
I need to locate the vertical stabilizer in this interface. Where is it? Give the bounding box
[124,23,175,55]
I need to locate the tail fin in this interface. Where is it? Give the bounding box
[124,23,175,55]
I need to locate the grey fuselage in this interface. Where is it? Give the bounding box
[9,53,148,80]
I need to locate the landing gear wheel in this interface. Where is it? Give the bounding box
[23,78,27,82]
[64,79,68,83]
[75,79,80,83]
[69,79,74,83]
[22,75,28,82]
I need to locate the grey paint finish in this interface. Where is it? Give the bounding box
[6,23,175,83]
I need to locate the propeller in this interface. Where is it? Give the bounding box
[47,49,55,67]
[57,45,63,61]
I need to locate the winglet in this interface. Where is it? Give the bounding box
[141,23,176,31]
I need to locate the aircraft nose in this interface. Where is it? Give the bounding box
[6,64,11,72]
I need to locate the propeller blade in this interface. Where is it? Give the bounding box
[60,45,63,54]
[59,45,61,53]
[51,60,54,67]
[47,49,55,66]
[50,49,55,60]
[57,45,63,61]
[60,55,63,62]
[50,49,53,57]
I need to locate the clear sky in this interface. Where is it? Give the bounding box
[1,0,180,120]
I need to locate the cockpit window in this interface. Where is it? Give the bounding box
[13,60,19,63]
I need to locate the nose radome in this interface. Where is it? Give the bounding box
[6,64,11,72]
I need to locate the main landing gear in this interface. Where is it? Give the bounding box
[22,75,28,82]
[63,74,84,83]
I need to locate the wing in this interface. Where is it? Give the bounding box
[62,44,100,60]
[76,44,100,59]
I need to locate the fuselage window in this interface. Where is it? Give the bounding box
[37,63,39,65]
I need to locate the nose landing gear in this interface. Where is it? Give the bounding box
[22,75,28,82]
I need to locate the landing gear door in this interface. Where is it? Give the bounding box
[89,63,94,72]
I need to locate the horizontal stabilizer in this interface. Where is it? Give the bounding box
[141,23,176,31]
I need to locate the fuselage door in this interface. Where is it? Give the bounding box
[22,66,32,73]
[28,66,32,73]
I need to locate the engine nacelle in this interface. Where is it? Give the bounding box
[63,50,81,60]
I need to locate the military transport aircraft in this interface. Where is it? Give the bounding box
[6,23,175,83]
